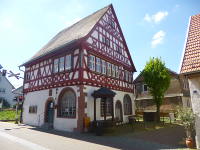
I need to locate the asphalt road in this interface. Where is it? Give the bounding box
[0,122,179,150]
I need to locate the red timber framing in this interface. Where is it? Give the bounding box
[23,4,135,94]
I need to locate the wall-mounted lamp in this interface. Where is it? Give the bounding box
[193,90,198,94]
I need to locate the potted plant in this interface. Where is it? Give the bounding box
[176,107,195,148]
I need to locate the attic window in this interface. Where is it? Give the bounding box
[109,19,115,28]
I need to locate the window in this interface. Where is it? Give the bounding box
[59,57,65,72]
[125,70,129,81]
[102,60,106,75]
[53,59,59,73]
[0,88,5,93]
[29,106,37,114]
[107,62,111,76]
[101,98,112,116]
[143,84,148,92]
[65,54,72,70]
[25,72,31,81]
[88,55,95,71]
[129,72,132,82]
[123,95,132,115]
[115,66,119,78]
[102,36,106,44]
[110,20,115,28]
[112,64,115,77]
[105,38,110,47]
[96,57,101,73]
[58,89,76,118]
[116,45,122,54]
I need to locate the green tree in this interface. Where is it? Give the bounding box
[142,57,170,122]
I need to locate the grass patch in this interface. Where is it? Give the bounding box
[0,109,20,120]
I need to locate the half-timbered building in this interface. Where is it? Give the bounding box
[21,4,136,132]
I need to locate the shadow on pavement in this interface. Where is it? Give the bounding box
[29,125,186,150]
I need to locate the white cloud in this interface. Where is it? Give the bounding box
[151,30,166,48]
[144,11,168,24]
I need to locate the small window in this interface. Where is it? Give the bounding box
[25,72,31,81]
[112,64,115,77]
[59,57,65,72]
[96,57,101,73]
[102,36,106,44]
[102,60,106,75]
[54,59,59,73]
[129,72,132,82]
[88,55,95,71]
[143,84,148,92]
[111,21,115,28]
[107,63,111,76]
[105,38,110,47]
[65,54,72,70]
[29,106,37,114]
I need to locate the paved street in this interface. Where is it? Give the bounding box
[0,122,182,150]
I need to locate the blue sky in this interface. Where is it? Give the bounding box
[0,0,200,88]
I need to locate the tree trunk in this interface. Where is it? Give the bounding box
[156,104,160,122]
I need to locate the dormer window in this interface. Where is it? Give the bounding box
[109,19,115,29]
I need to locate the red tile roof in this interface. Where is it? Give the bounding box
[180,14,200,74]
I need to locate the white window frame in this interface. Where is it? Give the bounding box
[53,58,59,73]
[65,54,72,70]
[112,64,115,77]
[96,57,101,73]
[59,57,65,72]
[88,55,95,71]
[115,66,119,78]
[107,62,111,76]
[102,60,106,75]
[143,84,148,92]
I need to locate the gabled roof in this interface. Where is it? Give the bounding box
[22,5,110,66]
[180,14,200,74]
[133,68,178,84]
[0,72,15,89]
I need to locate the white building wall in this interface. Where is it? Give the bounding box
[188,77,200,149]
[23,86,79,132]
[84,85,135,123]
[0,74,15,106]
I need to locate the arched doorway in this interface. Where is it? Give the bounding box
[45,98,54,124]
[115,100,123,122]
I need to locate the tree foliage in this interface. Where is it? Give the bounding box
[142,57,170,122]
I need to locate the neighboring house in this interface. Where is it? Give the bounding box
[180,13,200,149]
[0,72,15,106]
[12,86,23,101]
[134,69,191,115]
[20,4,136,132]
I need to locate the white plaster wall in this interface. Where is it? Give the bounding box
[188,77,200,149]
[23,86,79,132]
[84,85,135,123]
[0,74,15,106]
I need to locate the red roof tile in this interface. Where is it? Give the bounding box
[180,14,200,74]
